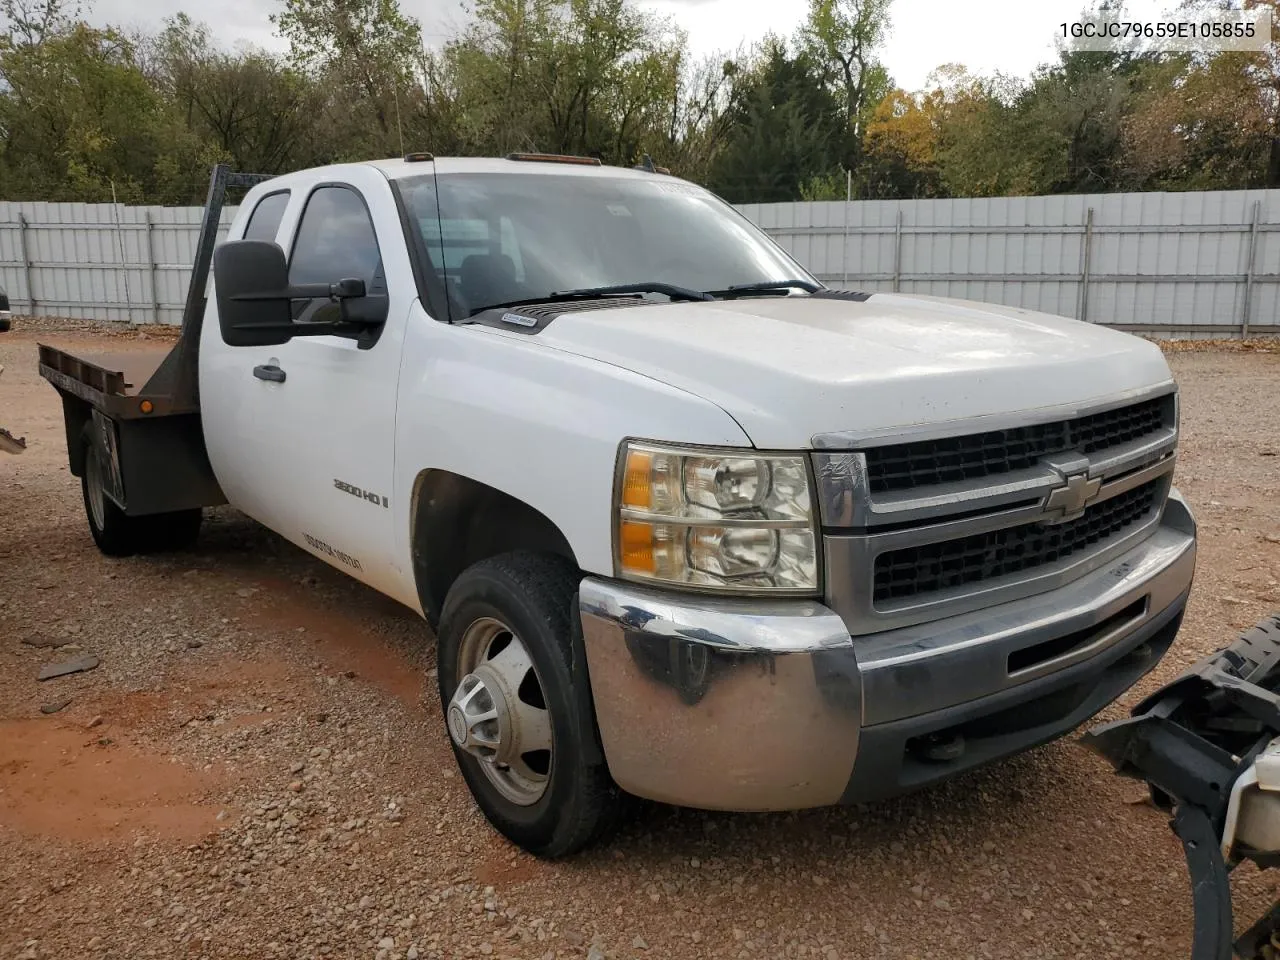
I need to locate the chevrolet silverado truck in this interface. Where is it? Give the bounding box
[38,157,1197,857]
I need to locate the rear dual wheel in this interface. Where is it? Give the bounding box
[437,552,624,858]
[81,426,202,557]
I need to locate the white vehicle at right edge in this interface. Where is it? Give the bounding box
[40,154,1195,857]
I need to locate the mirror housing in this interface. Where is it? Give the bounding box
[213,240,294,347]
[330,278,366,299]
[212,240,380,347]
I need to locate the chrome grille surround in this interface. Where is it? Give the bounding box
[815,384,1179,636]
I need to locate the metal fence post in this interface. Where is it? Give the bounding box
[1243,200,1262,339]
[893,209,904,292]
[17,212,34,316]
[109,184,135,325]
[1078,208,1095,324]
[842,172,851,288]
[146,211,160,325]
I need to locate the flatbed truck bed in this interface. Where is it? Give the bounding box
[37,338,225,517]
[35,165,273,516]
[37,343,173,414]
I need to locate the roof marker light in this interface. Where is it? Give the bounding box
[506,153,603,167]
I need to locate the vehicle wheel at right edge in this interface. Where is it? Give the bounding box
[437,551,624,858]
[80,426,202,556]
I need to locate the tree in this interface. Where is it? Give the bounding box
[444,0,685,165]
[705,40,846,203]
[145,15,319,176]
[1126,0,1280,188]
[0,0,77,47]
[1255,0,1280,185]
[1018,49,1143,194]
[446,0,557,154]
[0,15,166,201]
[925,42,1146,198]
[0,0,1276,204]
[272,0,424,156]
[860,86,942,197]
[797,0,892,155]
[657,53,741,184]
[927,68,1036,197]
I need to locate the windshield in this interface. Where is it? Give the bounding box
[396,172,815,318]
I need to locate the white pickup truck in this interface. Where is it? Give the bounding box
[39,157,1196,857]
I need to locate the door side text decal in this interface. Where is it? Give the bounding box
[303,533,364,572]
[335,479,389,509]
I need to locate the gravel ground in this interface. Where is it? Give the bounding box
[2,319,1280,960]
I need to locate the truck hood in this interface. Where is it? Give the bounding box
[530,293,1174,449]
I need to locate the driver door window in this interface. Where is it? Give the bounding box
[289,186,385,327]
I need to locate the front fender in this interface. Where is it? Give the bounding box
[391,306,751,583]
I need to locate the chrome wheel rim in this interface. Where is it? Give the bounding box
[448,617,553,806]
[85,447,106,531]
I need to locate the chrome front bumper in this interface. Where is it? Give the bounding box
[578,491,1197,811]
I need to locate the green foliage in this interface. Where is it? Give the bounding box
[799,0,892,135]
[0,0,1274,204]
[1123,0,1280,190]
[800,169,848,201]
[146,15,320,176]
[442,0,686,164]
[0,17,164,201]
[272,0,422,156]
[706,42,847,203]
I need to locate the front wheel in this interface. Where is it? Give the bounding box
[437,552,623,858]
[81,426,202,557]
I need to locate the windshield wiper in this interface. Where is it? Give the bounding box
[471,282,713,317]
[705,280,822,300]
[555,282,714,302]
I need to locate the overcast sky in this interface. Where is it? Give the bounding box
[85,0,1176,91]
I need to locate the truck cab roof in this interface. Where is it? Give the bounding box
[376,156,673,182]
[251,156,681,187]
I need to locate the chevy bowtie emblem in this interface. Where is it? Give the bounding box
[1043,473,1102,524]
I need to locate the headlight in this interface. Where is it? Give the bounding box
[614,442,819,594]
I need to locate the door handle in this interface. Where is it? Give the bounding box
[253,364,287,384]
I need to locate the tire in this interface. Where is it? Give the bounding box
[437,552,623,858]
[80,426,202,557]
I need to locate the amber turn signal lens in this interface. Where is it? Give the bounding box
[139,400,154,415]
[619,521,657,574]
[622,450,653,509]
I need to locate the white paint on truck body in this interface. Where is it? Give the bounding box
[197,157,1177,609]
[529,294,1173,450]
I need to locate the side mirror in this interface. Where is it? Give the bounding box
[213,240,386,348]
[331,278,366,299]
[213,240,294,347]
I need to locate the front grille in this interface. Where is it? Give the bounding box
[873,480,1163,604]
[864,397,1168,494]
